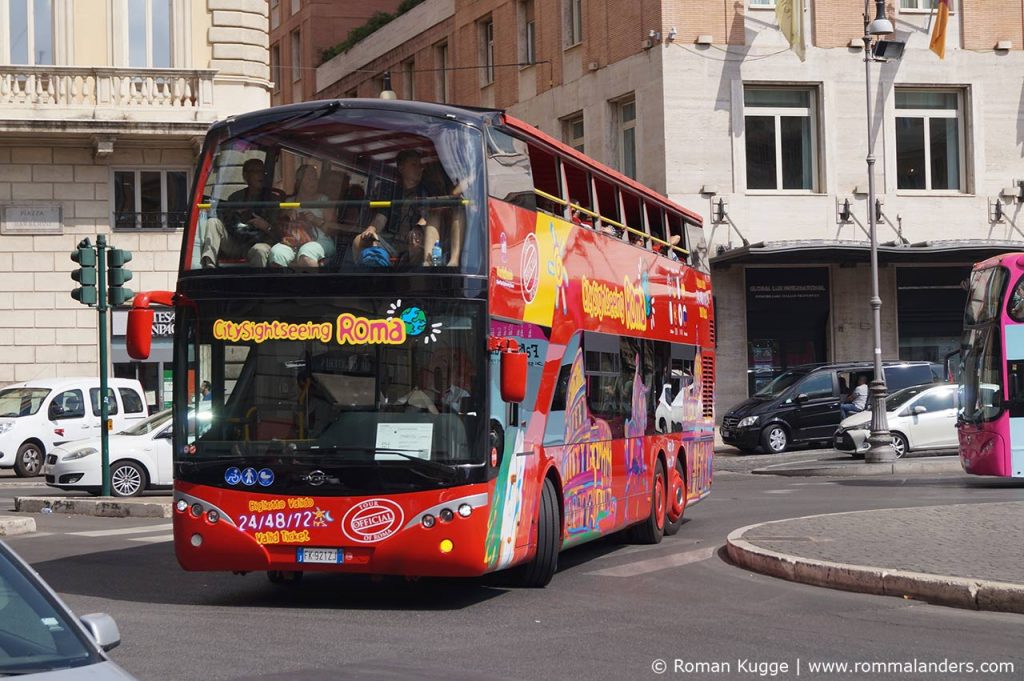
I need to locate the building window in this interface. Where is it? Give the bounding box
[113,169,190,230]
[565,0,582,46]
[290,0,300,14]
[743,87,818,191]
[519,0,536,65]
[895,89,963,192]
[481,19,495,84]
[563,113,584,153]
[435,42,449,103]
[270,44,280,93]
[899,0,939,10]
[748,0,775,7]
[126,0,172,68]
[616,96,637,179]
[270,0,280,30]
[291,30,301,82]
[402,59,415,99]
[8,0,55,64]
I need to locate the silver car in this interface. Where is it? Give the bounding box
[0,540,136,679]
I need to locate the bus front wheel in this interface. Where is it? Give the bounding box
[515,478,560,588]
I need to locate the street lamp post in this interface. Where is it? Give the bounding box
[862,0,897,463]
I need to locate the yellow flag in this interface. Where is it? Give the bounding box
[929,0,950,59]
[776,0,805,61]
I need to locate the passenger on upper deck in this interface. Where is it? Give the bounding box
[352,149,441,268]
[270,164,338,269]
[200,158,282,268]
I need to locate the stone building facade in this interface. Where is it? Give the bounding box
[316,0,1024,416]
[0,0,271,406]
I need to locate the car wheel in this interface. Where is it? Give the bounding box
[890,432,908,459]
[110,461,148,497]
[760,425,789,454]
[14,442,43,477]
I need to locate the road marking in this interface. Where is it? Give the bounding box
[127,533,174,544]
[71,524,172,538]
[10,532,55,539]
[764,489,796,494]
[585,546,717,577]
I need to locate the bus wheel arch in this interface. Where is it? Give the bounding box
[664,448,687,536]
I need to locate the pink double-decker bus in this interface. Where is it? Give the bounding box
[958,253,1024,478]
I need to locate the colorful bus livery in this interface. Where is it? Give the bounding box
[129,99,715,586]
[958,254,1024,478]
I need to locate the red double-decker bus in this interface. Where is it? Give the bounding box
[128,99,714,587]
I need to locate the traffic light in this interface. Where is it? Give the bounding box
[107,248,134,306]
[70,239,97,306]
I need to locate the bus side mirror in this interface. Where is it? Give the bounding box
[500,351,528,403]
[126,308,154,360]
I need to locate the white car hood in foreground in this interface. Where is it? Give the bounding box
[839,410,878,429]
[51,434,145,457]
[13,660,137,680]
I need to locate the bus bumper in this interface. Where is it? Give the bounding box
[172,482,496,578]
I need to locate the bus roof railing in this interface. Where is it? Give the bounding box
[195,197,471,210]
[532,188,689,257]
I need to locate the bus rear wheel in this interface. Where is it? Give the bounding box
[515,478,560,588]
[630,459,665,545]
[664,457,686,536]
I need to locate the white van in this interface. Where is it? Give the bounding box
[0,378,148,477]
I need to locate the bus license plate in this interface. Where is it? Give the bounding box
[296,548,343,564]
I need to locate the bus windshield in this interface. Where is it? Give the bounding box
[190,105,485,275]
[178,297,487,476]
[964,266,1007,326]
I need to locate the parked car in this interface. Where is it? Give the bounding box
[0,540,135,679]
[0,378,148,477]
[43,409,171,497]
[720,361,943,454]
[834,383,959,458]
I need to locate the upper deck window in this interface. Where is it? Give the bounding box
[189,107,485,275]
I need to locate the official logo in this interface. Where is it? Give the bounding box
[341,498,405,543]
[521,233,539,304]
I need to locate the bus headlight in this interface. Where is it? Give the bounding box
[439,508,454,523]
[421,514,436,528]
[207,510,220,524]
[190,503,203,517]
[175,499,188,513]
[457,504,472,518]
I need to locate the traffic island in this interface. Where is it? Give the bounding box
[15,496,172,518]
[0,516,37,536]
[726,502,1024,614]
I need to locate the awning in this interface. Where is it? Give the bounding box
[710,239,1024,267]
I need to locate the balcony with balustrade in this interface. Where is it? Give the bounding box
[0,65,218,135]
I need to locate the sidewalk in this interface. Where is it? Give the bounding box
[15,496,171,518]
[727,501,1024,614]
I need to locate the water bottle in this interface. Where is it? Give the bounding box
[431,241,443,267]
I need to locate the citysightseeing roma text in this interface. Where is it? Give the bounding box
[211,314,407,346]
[580,276,647,331]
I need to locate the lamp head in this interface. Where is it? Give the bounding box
[867,0,893,35]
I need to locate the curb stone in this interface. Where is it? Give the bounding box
[725,518,1024,614]
[15,496,172,518]
[751,456,962,477]
[0,515,36,536]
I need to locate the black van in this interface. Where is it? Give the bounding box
[720,361,943,454]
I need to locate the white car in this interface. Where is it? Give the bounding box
[655,371,695,433]
[43,409,175,497]
[834,383,958,458]
[0,378,148,477]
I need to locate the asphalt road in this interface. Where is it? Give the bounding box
[2,465,1023,681]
